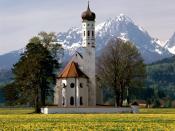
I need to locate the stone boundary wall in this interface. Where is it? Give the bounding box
[41,106,139,114]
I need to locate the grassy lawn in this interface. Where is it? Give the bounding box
[0,108,34,115]
[0,108,175,130]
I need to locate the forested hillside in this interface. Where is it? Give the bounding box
[146,56,175,98]
[0,56,175,105]
[0,69,13,85]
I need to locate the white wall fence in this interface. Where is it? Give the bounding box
[41,106,139,114]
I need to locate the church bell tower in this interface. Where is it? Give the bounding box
[81,2,96,106]
[82,2,96,48]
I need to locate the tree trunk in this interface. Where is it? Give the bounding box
[116,91,120,107]
[126,87,130,105]
[41,86,46,106]
[120,89,124,107]
[35,86,41,113]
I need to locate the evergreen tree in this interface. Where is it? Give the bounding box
[13,42,59,112]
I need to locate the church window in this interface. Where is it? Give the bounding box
[88,31,90,36]
[80,97,83,105]
[84,31,85,36]
[70,96,74,105]
[92,43,95,46]
[88,43,90,45]
[62,97,65,105]
[80,83,83,88]
[63,83,66,88]
[92,31,94,37]
[70,83,75,88]
[87,24,89,26]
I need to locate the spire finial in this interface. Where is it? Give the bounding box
[87,1,90,10]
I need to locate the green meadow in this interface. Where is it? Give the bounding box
[0,108,175,130]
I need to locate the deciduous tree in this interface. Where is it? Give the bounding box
[97,38,146,107]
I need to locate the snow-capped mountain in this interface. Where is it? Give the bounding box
[164,32,175,54]
[0,14,173,70]
[57,14,171,63]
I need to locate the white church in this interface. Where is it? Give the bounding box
[41,3,138,114]
[54,3,102,107]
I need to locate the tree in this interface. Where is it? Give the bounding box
[29,32,64,62]
[3,83,19,106]
[37,31,64,61]
[13,41,59,112]
[97,38,146,107]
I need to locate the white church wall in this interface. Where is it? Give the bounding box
[71,52,84,70]
[54,79,61,105]
[64,78,76,107]
[41,107,134,114]
[54,77,89,107]
[78,78,88,107]
[83,47,96,106]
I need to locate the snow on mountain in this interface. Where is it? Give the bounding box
[0,14,173,70]
[153,38,165,47]
[57,14,172,63]
[164,32,175,54]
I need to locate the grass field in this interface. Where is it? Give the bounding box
[0,108,175,130]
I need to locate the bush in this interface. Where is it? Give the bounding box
[164,100,172,108]
[153,99,161,108]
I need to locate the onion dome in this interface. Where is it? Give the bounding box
[81,2,96,21]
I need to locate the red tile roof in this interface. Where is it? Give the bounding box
[58,61,88,78]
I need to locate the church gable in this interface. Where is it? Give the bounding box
[58,61,88,78]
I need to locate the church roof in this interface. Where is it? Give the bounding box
[81,2,96,21]
[58,61,88,78]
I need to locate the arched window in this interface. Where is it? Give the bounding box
[92,31,94,37]
[70,83,74,88]
[63,83,66,88]
[70,96,74,105]
[84,31,85,36]
[62,97,65,105]
[80,97,83,105]
[88,31,90,37]
[80,83,83,88]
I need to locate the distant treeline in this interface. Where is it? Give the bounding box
[0,56,175,106]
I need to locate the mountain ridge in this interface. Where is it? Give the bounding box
[0,14,173,70]
[164,32,175,54]
[57,14,172,63]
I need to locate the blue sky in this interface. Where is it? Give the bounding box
[0,0,175,54]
